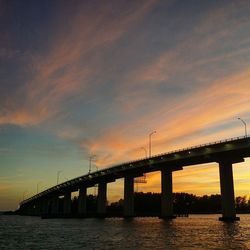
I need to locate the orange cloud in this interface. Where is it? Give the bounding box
[0,107,51,126]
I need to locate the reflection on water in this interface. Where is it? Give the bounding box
[0,214,250,249]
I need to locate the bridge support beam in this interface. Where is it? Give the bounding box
[97,182,107,217]
[218,161,239,221]
[63,192,71,216]
[161,168,175,219]
[123,176,134,217]
[78,186,87,217]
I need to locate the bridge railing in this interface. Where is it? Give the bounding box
[152,135,249,158]
[101,135,249,170]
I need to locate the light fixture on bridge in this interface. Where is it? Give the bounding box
[88,155,97,174]
[149,130,156,157]
[205,147,212,153]
[174,154,180,159]
[36,181,42,194]
[57,170,62,185]
[22,190,28,201]
[237,117,248,137]
[140,147,147,158]
[225,143,234,149]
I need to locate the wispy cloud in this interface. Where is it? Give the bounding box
[77,67,250,168]
[0,0,157,127]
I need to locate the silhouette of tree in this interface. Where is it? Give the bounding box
[236,196,249,212]
[66,192,250,217]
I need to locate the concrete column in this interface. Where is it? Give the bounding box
[51,197,59,215]
[78,186,87,216]
[19,205,24,215]
[123,176,134,217]
[34,202,41,216]
[27,205,34,215]
[218,161,239,221]
[63,192,72,216]
[26,206,30,215]
[161,168,175,219]
[97,182,107,216]
[41,199,49,215]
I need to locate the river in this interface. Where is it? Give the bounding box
[0,214,250,249]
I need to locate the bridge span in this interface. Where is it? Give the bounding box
[19,136,250,221]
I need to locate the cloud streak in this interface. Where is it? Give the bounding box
[77,66,250,170]
[0,0,158,127]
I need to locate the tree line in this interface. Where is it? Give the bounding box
[69,192,250,216]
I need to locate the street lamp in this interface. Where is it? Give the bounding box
[88,155,96,174]
[140,147,147,158]
[237,118,247,137]
[22,190,28,201]
[149,130,156,157]
[57,170,62,185]
[135,147,148,191]
[37,182,42,194]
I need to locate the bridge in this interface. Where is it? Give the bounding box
[19,136,250,221]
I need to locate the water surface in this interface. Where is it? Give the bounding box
[1,214,250,249]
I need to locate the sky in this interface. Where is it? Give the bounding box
[1,0,250,211]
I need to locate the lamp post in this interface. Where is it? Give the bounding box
[37,182,42,194]
[141,147,147,158]
[149,131,156,157]
[88,155,96,174]
[22,190,28,201]
[57,170,62,185]
[237,118,247,137]
[135,147,148,191]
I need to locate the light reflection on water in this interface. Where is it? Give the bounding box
[0,214,250,249]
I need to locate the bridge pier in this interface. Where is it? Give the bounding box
[63,192,71,216]
[78,186,87,217]
[218,161,239,221]
[34,201,41,216]
[41,199,49,215]
[51,197,59,216]
[30,205,35,215]
[97,182,107,217]
[25,204,33,216]
[123,176,134,217]
[161,168,175,219]
[23,205,30,215]
[19,204,25,215]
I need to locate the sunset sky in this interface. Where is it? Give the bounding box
[1,0,250,211]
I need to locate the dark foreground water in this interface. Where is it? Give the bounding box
[1,215,250,249]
